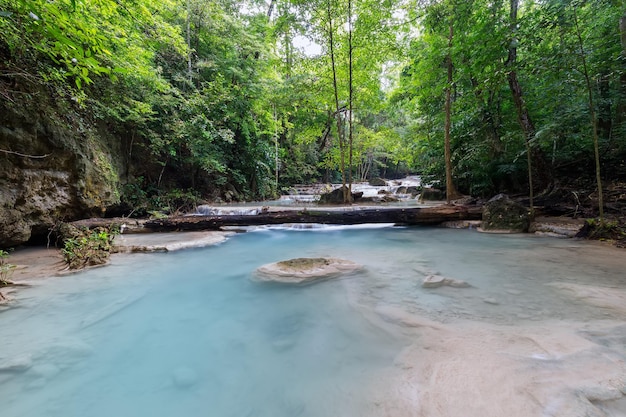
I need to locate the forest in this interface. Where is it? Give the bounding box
[1,0,625,215]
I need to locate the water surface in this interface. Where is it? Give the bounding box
[1,227,625,416]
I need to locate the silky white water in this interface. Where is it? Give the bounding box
[1,227,626,417]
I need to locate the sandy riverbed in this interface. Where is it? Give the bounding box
[349,237,626,417]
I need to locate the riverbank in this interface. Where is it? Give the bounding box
[1,216,590,286]
[2,231,234,288]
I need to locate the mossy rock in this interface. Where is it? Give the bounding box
[255,257,362,284]
[481,194,531,233]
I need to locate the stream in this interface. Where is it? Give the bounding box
[1,226,625,416]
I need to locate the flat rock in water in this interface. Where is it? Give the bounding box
[422,274,471,289]
[422,275,447,288]
[255,257,362,284]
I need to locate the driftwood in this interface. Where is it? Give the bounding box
[69,206,482,233]
[143,206,482,232]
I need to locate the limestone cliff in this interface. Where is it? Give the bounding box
[0,94,124,247]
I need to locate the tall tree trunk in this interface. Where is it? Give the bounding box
[597,72,612,143]
[348,0,354,199]
[186,0,193,85]
[573,7,604,220]
[444,19,459,204]
[615,15,626,135]
[505,0,550,217]
[326,0,349,203]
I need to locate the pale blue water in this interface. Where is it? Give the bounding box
[1,227,624,417]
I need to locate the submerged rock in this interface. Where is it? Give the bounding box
[422,274,471,289]
[483,297,500,305]
[0,354,33,373]
[255,257,362,284]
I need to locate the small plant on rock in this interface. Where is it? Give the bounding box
[576,218,626,246]
[0,249,16,286]
[61,226,117,270]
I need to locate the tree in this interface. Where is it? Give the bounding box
[506,0,539,216]
[444,15,460,203]
[571,2,604,219]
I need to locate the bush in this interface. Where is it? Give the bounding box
[61,226,117,270]
[0,249,16,286]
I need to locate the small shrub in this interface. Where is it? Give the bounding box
[0,249,16,286]
[61,226,117,270]
[576,218,626,246]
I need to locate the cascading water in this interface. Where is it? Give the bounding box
[1,226,625,417]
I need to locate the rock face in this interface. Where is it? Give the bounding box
[481,194,531,233]
[255,257,362,284]
[0,96,124,247]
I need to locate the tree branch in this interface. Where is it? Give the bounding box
[0,149,51,159]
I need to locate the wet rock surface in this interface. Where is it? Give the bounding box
[255,257,362,284]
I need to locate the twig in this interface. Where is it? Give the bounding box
[0,149,51,159]
[572,191,581,218]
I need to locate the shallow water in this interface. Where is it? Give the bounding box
[1,227,625,417]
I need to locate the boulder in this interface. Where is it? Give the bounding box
[481,194,531,233]
[255,257,362,284]
[318,186,362,204]
[406,186,422,196]
[419,187,445,201]
[369,177,387,186]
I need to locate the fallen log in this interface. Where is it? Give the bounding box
[69,217,149,233]
[143,205,482,232]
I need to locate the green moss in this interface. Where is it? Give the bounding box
[276,258,331,270]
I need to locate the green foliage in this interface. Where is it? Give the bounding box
[0,249,16,286]
[120,177,201,216]
[3,0,626,205]
[387,0,626,196]
[578,218,626,246]
[61,227,116,270]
